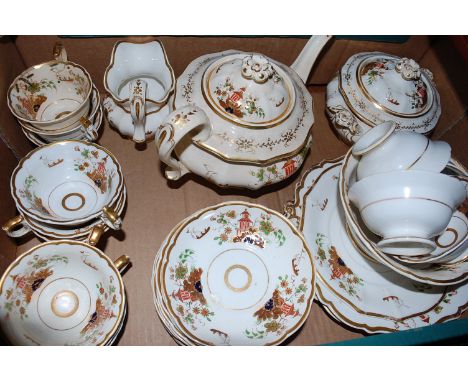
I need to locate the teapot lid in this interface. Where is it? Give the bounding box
[202,53,295,128]
[356,55,434,117]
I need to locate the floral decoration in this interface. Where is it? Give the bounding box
[214,77,265,119]
[18,174,52,216]
[2,254,69,320]
[211,209,286,248]
[73,146,114,194]
[244,274,308,339]
[77,275,119,344]
[315,233,363,299]
[169,249,215,330]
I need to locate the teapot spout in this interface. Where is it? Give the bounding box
[291,35,332,83]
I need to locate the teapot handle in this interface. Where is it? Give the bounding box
[129,79,147,143]
[156,106,211,181]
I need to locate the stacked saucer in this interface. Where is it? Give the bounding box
[152,202,315,345]
[284,157,468,333]
[0,241,129,345]
[2,141,126,246]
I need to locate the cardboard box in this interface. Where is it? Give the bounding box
[0,35,466,345]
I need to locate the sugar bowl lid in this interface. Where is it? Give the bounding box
[202,53,296,128]
[357,55,434,117]
[339,52,440,131]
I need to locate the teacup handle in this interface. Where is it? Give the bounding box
[53,42,68,62]
[156,106,211,180]
[80,117,99,141]
[101,205,122,230]
[129,79,147,143]
[2,215,32,238]
[114,255,130,273]
[88,223,105,246]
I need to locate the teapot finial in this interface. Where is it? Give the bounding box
[241,55,275,84]
[395,58,421,81]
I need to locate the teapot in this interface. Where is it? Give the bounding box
[155,36,331,190]
[326,52,441,145]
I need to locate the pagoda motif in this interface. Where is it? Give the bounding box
[237,209,253,236]
[282,158,297,177]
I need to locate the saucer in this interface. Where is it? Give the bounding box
[284,157,468,333]
[153,202,315,345]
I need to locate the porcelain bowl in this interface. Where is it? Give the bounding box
[11,141,124,226]
[348,169,466,256]
[7,60,92,131]
[0,240,129,345]
[353,121,451,180]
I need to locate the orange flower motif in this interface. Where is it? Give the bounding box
[201,308,210,317]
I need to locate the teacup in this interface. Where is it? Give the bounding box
[18,85,102,143]
[348,169,466,256]
[7,44,93,132]
[103,40,175,143]
[10,141,124,226]
[0,240,129,345]
[353,121,451,180]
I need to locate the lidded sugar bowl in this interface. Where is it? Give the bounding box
[156,36,331,190]
[326,52,441,145]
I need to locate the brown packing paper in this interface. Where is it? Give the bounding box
[1,36,467,345]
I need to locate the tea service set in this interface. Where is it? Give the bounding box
[0,35,467,345]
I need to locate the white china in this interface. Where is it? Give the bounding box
[326,52,441,145]
[7,44,93,131]
[22,102,103,146]
[18,85,102,144]
[284,158,468,333]
[103,40,175,143]
[155,36,332,189]
[11,141,124,227]
[340,151,468,285]
[348,170,466,256]
[0,241,129,345]
[3,185,127,246]
[152,202,315,345]
[353,121,451,180]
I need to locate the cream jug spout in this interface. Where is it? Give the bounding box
[291,35,332,83]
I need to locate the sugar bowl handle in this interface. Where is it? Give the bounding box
[129,79,147,143]
[2,215,32,238]
[156,106,211,181]
[80,117,99,141]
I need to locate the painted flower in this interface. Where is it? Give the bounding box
[280,279,289,288]
[219,233,228,242]
[177,305,185,316]
[226,210,236,219]
[264,321,281,333]
[224,227,232,235]
[285,287,292,295]
[201,308,210,317]
[193,307,200,314]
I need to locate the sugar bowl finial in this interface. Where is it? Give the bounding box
[395,58,421,81]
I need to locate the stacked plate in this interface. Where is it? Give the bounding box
[152,202,316,345]
[2,140,126,246]
[19,85,103,146]
[0,241,129,345]
[284,157,468,333]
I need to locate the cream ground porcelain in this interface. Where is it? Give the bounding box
[155,36,331,190]
[22,101,103,146]
[353,121,451,180]
[0,241,129,345]
[152,202,315,345]
[11,141,124,226]
[326,52,441,145]
[103,40,175,143]
[7,45,92,131]
[18,85,102,144]
[340,152,468,285]
[284,158,468,333]
[348,170,466,256]
[3,185,126,246]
